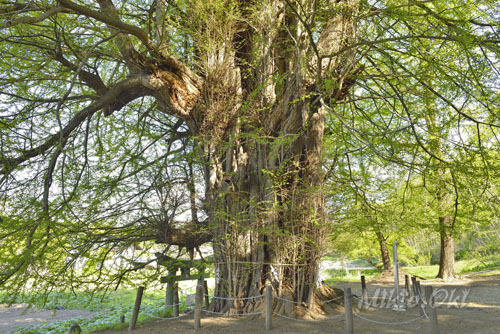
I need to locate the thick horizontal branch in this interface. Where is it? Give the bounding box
[0,76,151,175]
[0,91,93,103]
[53,52,108,95]
[1,5,70,28]
[0,1,39,14]
[156,222,213,248]
[57,0,154,51]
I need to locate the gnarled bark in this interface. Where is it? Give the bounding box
[192,0,361,311]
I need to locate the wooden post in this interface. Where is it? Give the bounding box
[344,287,353,334]
[165,270,175,310]
[416,281,423,299]
[411,276,417,292]
[411,276,418,305]
[392,241,405,310]
[194,284,203,329]
[360,275,367,310]
[425,286,439,334]
[129,286,144,332]
[173,283,179,317]
[265,285,272,330]
[416,281,424,315]
[203,280,210,308]
[361,275,367,290]
[404,275,411,305]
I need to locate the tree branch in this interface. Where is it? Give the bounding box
[57,0,154,52]
[1,5,70,28]
[0,76,151,175]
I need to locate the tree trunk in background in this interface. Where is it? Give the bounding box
[424,101,457,281]
[437,216,456,280]
[434,168,457,281]
[376,231,391,271]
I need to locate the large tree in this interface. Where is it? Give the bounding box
[1,0,499,310]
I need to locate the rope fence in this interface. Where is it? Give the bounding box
[207,294,265,301]
[126,275,439,334]
[352,295,429,317]
[141,309,194,320]
[353,296,395,309]
[275,294,343,305]
[202,309,264,316]
[272,311,344,322]
[353,313,427,325]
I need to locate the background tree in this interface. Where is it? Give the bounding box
[327,1,500,281]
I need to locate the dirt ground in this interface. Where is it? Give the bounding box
[95,275,500,334]
[2,275,499,333]
[0,304,95,333]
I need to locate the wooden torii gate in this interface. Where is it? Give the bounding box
[156,253,210,309]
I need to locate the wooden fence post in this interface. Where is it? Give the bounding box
[204,280,210,308]
[344,287,353,334]
[416,281,423,297]
[194,284,203,329]
[165,270,175,310]
[129,286,144,332]
[404,275,411,305]
[360,275,367,310]
[265,285,272,330]
[415,281,424,315]
[425,286,439,334]
[410,276,418,306]
[173,283,179,317]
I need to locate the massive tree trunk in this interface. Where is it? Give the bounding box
[204,97,328,311]
[183,0,360,311]
[435,169,456,281]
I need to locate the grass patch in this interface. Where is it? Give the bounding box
[0,288,193,334]
[322,268,380,283]
[476,269,500,276]
[455,254,500,274]
[324,254,500,282]
[400,254,500,279]
[402,265,439,279]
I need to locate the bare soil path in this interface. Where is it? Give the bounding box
[94,275,500,334]
[2,275,498,333]
[0,304,94,333]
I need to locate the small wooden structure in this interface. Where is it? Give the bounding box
[156,253,209,309]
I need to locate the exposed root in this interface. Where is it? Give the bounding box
[208,284,344,320]
[273,284,344,319]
